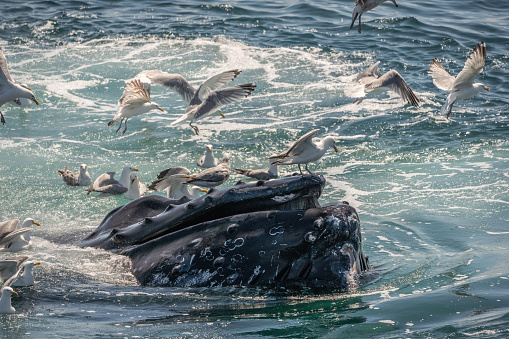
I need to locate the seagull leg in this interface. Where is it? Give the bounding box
[122,119,128,135]
[358,15,362,34]
[357,98,363,105]
[116,118,124,133]
[446,104,454,119]
[189,122,200,135]
[0,111,5,125]
[352,98,358,104]
[219,109,225,118]
[305,164,314,175]
[298,164,304,176]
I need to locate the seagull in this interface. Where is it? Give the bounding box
[107,79,164,134]
[428,41,489,118]
[133,69,255,135]
[353,61,420,106]
[0,218,41,252]
[0,218,40,252]
[124,172,148,200]
[57,164,92,186]
[269,129,338,175]
[0,256,41,287]
[350,0,398,34]
[197,144,220,168]
[234,163,279,181]
[0,50,39,125]
[0,286,17,314]
[10,84,33,107]
[179,153,231,188]
[87,166,138,195]
[148,167,208,199]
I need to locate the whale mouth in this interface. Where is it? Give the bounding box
[77,174,326,250]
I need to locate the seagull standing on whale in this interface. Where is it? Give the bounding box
[428,41,490,118]
[269,129,338,175]
[179,153,231,188]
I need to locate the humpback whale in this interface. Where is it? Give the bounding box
[77,174,369,292]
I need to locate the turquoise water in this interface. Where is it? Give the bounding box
[1,0,508,337]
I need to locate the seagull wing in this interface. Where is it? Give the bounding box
[119,79,151,106]
[0,220,20,243]
[196,69,241,101]
[428,58,455,91]
[356,61,381,84]
[193,83,256,121]
[0,51,13,84]
[185,166,230,185]
[269,129,319,159]
[149,167,190,191]
[0,256,27,284]
[366,70,420,106]
[0,228,31,248]
[136,70,196,104]
[453,41,486,90]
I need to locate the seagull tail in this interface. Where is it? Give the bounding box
[107,115,120,127]
[171,114,188,125]
[440,96,454,118]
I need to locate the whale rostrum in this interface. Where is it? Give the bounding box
[76,174,369,291]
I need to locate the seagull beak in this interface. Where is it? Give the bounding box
[34,221,41,226]
[485,86,490,91]
[34,262,42,265]
[333,145,338,153]
[158,107,164,111]
[26,86,32,91]
[12,291,18,296]
[133,168,139,172]
[207,146,212,152]
[131,178,135,184]
[220,112,225,118]
[33,98,40,105]
[201,189,209,193]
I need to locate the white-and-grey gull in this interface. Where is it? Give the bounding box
[57,164,92,186]
[350,0,398,34]
[0,256,41,287]
[0,218,40,252]
[0,50,39,125]
[148,167,207,199]
[108,79,164,134]
[197,144,220,168]
[428,41,489,118]
[234,163,279,181]
[353,61,420,106]
[0,286,17,314]
[269,129,338,175]
[87,166,138,195]
[179,153,231,188]
[133,69,255,135]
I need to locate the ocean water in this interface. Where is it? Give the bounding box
[1,0,508,337]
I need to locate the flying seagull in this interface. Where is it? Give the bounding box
[428,41,489,118]
[0,50,39,125]
[353,61,420,106]
[133,69,255,135]
[108,79,164,134]
[350,0,398,34]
